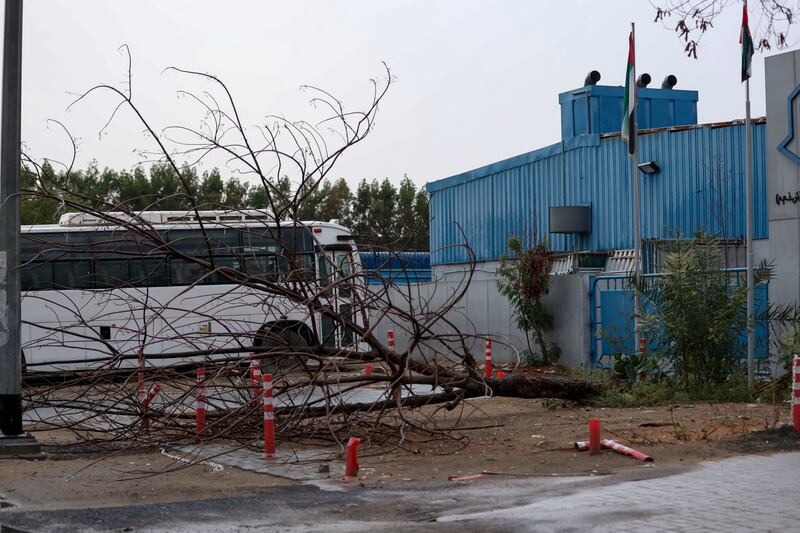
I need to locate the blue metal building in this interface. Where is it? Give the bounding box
[427,81,767,265]
[424,76,771,368]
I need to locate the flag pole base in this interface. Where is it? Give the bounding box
[0,434,44,460]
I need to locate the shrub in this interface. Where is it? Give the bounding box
[633,233,776,391]
[497,236,560,364]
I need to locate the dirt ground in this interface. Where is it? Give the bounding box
[2,395,797,512]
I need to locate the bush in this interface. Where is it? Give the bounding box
[587,373,754,408]
[634,233,766,389]
[497,236,560,365]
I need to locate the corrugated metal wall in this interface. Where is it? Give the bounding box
[428,122,767,265]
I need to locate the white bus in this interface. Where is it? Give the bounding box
[20,210,361,372]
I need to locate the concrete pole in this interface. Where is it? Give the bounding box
[745,78,755,386]
[0,0,24,438]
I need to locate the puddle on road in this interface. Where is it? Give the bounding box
[177,443,349,492]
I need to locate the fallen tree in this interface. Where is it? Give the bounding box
[20,51,598,460]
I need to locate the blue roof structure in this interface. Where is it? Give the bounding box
[427,118,767,265]
[559,84,698,139]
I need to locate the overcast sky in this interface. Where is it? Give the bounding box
[21,1,786,189]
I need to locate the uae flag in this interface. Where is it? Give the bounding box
[740,1,754,82]
[621,31,636,156]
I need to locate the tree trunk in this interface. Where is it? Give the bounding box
[270,374,599,420]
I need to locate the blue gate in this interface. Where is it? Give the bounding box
[589,269,769,369]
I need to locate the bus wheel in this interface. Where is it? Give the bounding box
[253,325,308,376]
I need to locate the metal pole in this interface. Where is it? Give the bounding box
[632,22,642,354]
[745,78,755,386]
[0,0,24,437]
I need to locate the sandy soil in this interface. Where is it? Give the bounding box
[364,396,793,484]
[0,448,293,511]
[1,396,795,512]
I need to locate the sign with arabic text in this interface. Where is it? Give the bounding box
[776,191,800,205]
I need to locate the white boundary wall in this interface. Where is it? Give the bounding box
[367,263,591,369]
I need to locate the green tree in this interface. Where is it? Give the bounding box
[635,233,762,389]
[369,178,398,245]
[199,168,224,207]
[149,163,199,210]
[413,188,429,251]
[222,177,250,209]
[350,178,378,242]
[295,179,325,221]
[21,162,61,224]
[497,236,559,365]
[318,178,353,224]
[113,166,154,211]
[396,175,417,249]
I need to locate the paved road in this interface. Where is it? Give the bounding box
[438,452,800,532]
[1,452,798,532]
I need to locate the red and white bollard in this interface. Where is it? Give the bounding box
[342,436,361,481]
[262,373,277,459]
[793,355,800,433]
[364,362,373,389]
[589,418,601,455]
[196,367,206,439]
[141,383,161,408]
[388,330,400,401]
[137,349,145,401]
[140,383,161,430]
[484,338,493,379]
[601,439,654,462]
[249,359,263,407]
[574,439,654,462]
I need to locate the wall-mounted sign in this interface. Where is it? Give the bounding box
[778,84,800,165]
[776,191,800,205]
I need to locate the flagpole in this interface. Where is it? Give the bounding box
[632,21,642,355]
[741,1,754,387]
[745,76,754,386]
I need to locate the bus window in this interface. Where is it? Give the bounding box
[261,226,313,253]
[340,303,354,345]
[317,254,331,284]
[244,255,278,282]
[242,230,280,282]
[170,258,207,286]
[95,259,131,288]
[167,228,242,285]
[278,252,315,281]
[20,262,53,291]
[21,232,67,262]
[321,312,337,348]
[130,257,170,287]
[336,252,353,297]
[207,255,242,284]
[53,260,93,289]
[46,232,94,289]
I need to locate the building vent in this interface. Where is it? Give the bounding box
[603,249,636,273]
[550,254,575,275]
[549,206,591,234]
